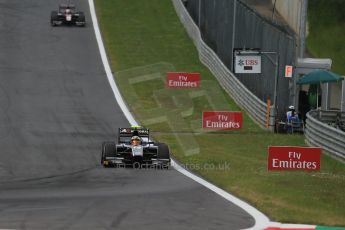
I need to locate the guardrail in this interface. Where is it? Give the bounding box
[172,0,270,129]
[306,110,345,160]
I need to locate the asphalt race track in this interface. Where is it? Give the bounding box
[0,0,255,229]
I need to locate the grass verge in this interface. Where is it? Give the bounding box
[95,0,345,225]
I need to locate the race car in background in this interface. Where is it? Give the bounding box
[50,4,85,26]
[101,126,171,168]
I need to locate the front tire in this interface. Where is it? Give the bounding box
[157,143,170,168]
[101,142,116,167]
[50,11,58,26]
[76,12,86,26]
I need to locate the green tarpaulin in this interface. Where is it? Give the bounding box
[297,70,344,85]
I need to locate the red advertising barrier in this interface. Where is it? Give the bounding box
[202,111,242,130]
[166,72,200,88]
[268,146,321,171]
[265,228,315,230]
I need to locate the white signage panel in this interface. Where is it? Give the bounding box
[235,55,261,74]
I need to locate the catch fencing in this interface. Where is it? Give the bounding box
[306,110,345,160]
[172,0,268,127]
[180,0,297,120]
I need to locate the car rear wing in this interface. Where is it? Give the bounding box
[59,4,76,8]
[118,127,150,143]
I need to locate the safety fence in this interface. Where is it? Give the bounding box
[182,0,296,118]
[172,0,269,128]
[306,110,345,160]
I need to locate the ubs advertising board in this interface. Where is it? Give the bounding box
[234,54,261,74]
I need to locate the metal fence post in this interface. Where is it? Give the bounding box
[299,0,308,58]
[231,0,237,72]
[340,81,345,112]
[273,53,280,118]
[269,105,276,132]
[198,0,201,28]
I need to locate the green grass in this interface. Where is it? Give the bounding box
[95,0,345,226]
[307,0,345,75]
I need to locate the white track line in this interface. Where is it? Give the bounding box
[87,1,313,229]
[88,0,138,126]
[172,161,270,229]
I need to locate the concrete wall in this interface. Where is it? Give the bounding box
[330,82,343,109]
[272,0,303,35]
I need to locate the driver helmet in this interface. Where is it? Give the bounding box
[288,105,294,110]
[66,8,71,14]
[131,136,141,146]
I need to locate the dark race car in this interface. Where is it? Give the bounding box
[101,126,171,168]
[50,4,85,26]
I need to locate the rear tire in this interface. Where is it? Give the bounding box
[157,143,170,169]
[101,142,116,167]
[50,11,58,26]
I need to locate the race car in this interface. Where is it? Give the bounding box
[50,4,85,26]
[101,126,171,168]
